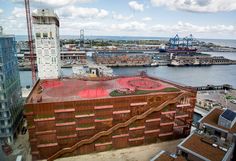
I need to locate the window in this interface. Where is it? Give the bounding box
[36,33,41,38]
[43,33,48,38]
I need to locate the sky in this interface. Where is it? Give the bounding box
[0,0,236,39]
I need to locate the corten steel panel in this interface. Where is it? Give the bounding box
[113,112,130,122]
[130,119,145,127]
[112,137,129,149]
[36,120,55,131]
[38,146,60,159]
[95,109,113,117]
[145,121,160,130]
[160,125,174,133]
[95,120,113,130]
[95,143,112,152]
[78,129,96,138]
[129,139,144,147]
[57,137,78,148]
[37,133,57,144]
[113,127,129,136]
[30,142,38,152]
[96,134,112,144]
[129,129,145,138]
[56,126,76,136]
[77,117,95,124]
[144,136,157,144]
[28,128,36,140]
[55,112,75,119]
[78,143,95,155]
[130,105,149,117]
[148,111,161,119]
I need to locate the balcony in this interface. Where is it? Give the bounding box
[129,126,145,131]
[75,113,95,118]
[112,134,129,139]
[55,121,76,127]
[129,136,144,142]
[35,130,56,135]
[54,108,75,113]
[113,110,130,114]
[130,102,147,106]
[76,126,95,131]
[37,143,58,148]
[95,118,113,123]
[94,105,113,110]
[57,134,77,139]
[146,118,161,123]
[177,103,191,108]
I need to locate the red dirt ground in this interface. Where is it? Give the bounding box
[42,77,169,99]
[117,77,166,90]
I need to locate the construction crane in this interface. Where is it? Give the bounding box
[24,0,36,84]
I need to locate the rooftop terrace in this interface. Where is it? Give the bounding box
[26,75,187,103]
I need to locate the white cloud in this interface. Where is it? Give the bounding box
[110,21,146,31]
[12,7,25,18]
[129,1,144,11]
[0,9,3,14]
[142,17,152,21]
[112,12,133,21]
[12,0,95,8]
[13,0,76,8]
[151,21,236,35]
[150,0,236,13]
[58,6,109,19]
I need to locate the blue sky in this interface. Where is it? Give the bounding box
[0,0,236,39]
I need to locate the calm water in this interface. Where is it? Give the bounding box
[19,52,236,87]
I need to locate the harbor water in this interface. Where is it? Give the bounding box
[20,52,236,88]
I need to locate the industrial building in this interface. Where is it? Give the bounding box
[177,108,236,161]
[60,51,86,64]
[32,9,61,79]
[24,74,196,160]
[93,51,152,67]
[0,27,23,144]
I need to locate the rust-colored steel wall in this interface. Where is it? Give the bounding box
[24,91,196,160]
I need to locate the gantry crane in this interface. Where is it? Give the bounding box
[24,0,36,84]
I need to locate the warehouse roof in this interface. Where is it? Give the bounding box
[200,108,236,133]
[178,133,227,161]
[26,75,189,103]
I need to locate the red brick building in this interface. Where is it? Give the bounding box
[24,75,196,160]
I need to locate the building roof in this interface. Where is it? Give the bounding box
[200,108,236,133]
[221,109,236,121]
[26,75,190,104]
[151,150,187,161]
[178,133,227,161]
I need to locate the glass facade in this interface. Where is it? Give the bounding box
[0,35,23,144]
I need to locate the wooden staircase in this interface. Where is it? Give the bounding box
[47,92,186,161]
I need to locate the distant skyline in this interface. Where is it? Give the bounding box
[0,0,236,39]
